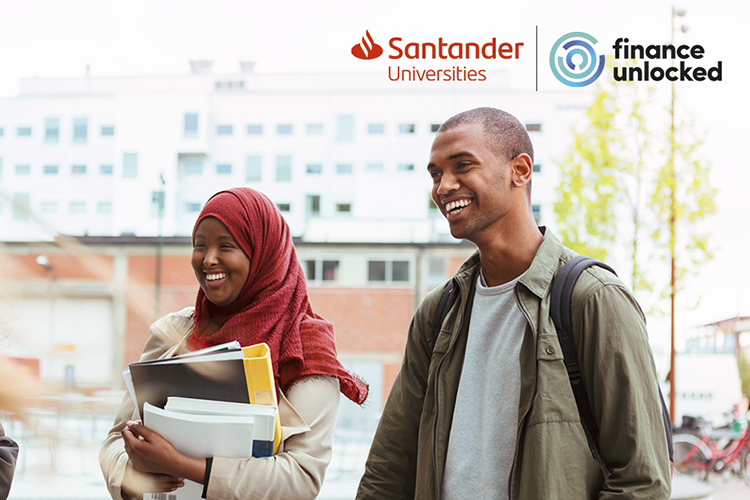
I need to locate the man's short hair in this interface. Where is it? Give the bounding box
[437,107,534,164]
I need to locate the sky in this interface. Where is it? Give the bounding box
[0,0,748,357]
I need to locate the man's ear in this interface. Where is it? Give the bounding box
[510,154,533,189]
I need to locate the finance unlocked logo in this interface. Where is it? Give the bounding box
[549,31,605,87]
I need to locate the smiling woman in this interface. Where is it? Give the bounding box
[192,217,251,309]
[99,187,368,500]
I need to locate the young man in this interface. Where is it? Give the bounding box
[356,108,671,499]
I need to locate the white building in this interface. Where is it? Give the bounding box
[0,63,590,243]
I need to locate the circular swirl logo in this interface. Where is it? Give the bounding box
[549,32,605,87]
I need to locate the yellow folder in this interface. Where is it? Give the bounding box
[241,343,282,454]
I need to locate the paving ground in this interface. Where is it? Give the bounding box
[703,474,749,500]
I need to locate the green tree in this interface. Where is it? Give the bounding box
[554,58,659,299]
[554,61,716,311]
[649,104,717,300]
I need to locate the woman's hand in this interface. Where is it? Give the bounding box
[122,420,206,484]
[121,466,184,497]
[122,421,181,476]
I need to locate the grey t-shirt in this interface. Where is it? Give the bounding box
[442,272,526,500]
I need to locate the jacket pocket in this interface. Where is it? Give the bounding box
[527,333,580,426]
[432,330,452,354]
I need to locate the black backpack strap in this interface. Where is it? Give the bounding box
[550,256,674,476]
[550,256,614,475]
[431,278,459,349]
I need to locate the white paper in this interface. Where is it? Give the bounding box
[143,402,255,500]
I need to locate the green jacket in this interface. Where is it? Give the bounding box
[357,229,671,500]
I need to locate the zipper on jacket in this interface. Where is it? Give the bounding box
[509,285,538,499]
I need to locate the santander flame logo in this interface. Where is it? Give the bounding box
[351,30,383,60]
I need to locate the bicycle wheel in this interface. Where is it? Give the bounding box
[673,434,711,481]
[741,447,750,487]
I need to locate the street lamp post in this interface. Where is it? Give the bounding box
[668,5,688,425]
[154,174,166,319]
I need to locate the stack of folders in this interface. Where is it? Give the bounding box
[122,341,281,500]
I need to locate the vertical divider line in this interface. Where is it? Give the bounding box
[536,26,539,91]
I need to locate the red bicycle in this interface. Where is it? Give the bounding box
[673,418,750,485]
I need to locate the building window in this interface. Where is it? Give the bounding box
[43,165,59,175]
[216,124,233,135]
[215,80,245,91]
[185,202,202,213]
[216,164,232,175]
[100,164,113,175]
[532,204,541,224]
[398,123,415,134]
[277,124,293,135]
[246,155,262,181]
[123,152,138,178]
[73,118,88,143]
[306,194,320,216]
[16,127,32,137]
[366,162,384,172]
[430,123,441,133]
[246,124,263,135]
[306,164,322,175]
[532,163,542,173]
[306,123,324,135]
[322,260,339,281]
[41,201,58,214]
[368,260,410,283]
[45,119,60,143]
[72,164,87,175]
[392,261,410,282]
[303,260,316,281]
[303,259,340,283]
[525,123,542,132]
[184,112,198,137]
[398,163,414,171]
[184,162,202,175]
[13,193,30,220]
[15,165,30,175]
[101,125,115,136]
[427,257,446,286]
[276,203,291,213]
[69,201,87,214]
[336,163,353,175]
[367,123,385,135]
[98,201,113,215]
[368,260,386,282]
[336,203,352,213]
[276,155,292,182]
[336,115,354,143]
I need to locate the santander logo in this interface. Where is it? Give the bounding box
[351,30,383,60]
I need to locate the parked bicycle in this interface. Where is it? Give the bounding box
[673,415,750,485]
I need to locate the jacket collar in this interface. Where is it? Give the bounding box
[453,227,564,299]
[517,227,564,299]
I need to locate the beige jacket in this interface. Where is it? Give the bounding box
[99,307,340,500]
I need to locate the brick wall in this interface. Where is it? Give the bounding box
[308,287,414,355]
[124,255,196,364]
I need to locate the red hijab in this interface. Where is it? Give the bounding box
[188,188,368,404]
